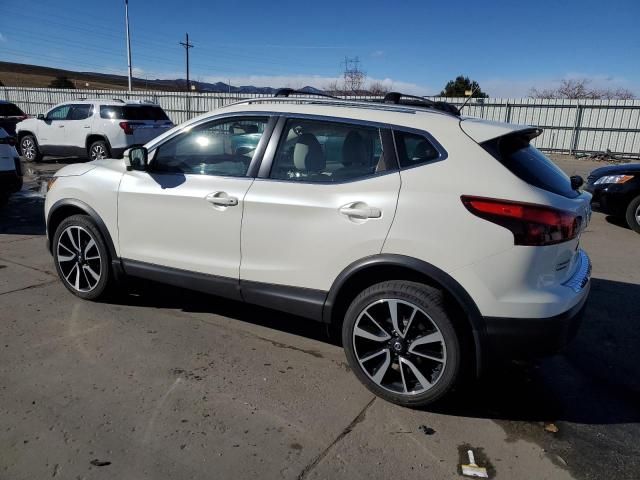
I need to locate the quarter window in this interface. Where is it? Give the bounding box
[152,117,268,177]
[47,105,71,120]
[394,131,440,168]
[270,119,388,183]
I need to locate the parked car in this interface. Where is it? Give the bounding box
[16,99,173,162]
[0,100,28,136]
[585,163,640,233]
[43,91,592,407]
[0,127,22,204]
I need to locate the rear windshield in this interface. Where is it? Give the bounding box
[482,133,578,198]
[100,105,169,121]
[0,103,25,117]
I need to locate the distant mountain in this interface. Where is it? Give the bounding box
[0,61,327,94]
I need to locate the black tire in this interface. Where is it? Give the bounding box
[342,281,461,408]
[625,195,640,234]
[52,214,113,300]
[20,134,42,163]
[88,140,110,161]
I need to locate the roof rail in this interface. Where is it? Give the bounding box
[225,96,456,117]
[274,88,338,99]
[381,92,460,116]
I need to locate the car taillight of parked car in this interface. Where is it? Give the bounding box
[0,136,16,146]
[119,122,142,135]
[461,196,580,246]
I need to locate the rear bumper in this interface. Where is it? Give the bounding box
[482,249,591,358]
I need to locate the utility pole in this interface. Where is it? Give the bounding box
[180,33,194,92]
[125,0,133,91]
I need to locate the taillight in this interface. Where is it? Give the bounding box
[119,121,140,135]
[461,196,581,246]
[0,136,16,146]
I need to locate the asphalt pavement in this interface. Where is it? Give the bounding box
[0,155,638,480]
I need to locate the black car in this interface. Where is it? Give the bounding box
[585,163,640,233]
[0,100,28,137]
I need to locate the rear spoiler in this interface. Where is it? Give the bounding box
[460,118,541,143]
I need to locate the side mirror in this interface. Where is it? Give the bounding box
[37,114,46,121]
[570,175,584,190]
[124,146,148,171]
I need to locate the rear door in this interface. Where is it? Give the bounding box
[63,104,93,152]
[240,116,401,299]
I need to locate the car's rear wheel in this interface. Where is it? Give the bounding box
[53,214,113,300]
[89,140,110,161]
[20,135,42,163]
[342,281,461,407]
[625,195,640,234]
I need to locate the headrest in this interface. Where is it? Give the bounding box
[293,133,325,172]
[342,131,368,166]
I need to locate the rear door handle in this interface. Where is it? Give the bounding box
[206,192,238,207]
[339,203,382,219]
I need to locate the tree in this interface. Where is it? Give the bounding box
[48,76,75,89]
[440,75,488,98]
[530,78,635,100]
[367,81,390,95]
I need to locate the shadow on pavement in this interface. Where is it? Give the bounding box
[0,190,46,235]
[604,214,631,230]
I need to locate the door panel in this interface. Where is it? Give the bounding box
[240,117,401,292]
[39,104,71,148]
[118,172,253,279]
[64,104,93,150]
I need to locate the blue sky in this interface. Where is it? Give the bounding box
[1,0,639,97]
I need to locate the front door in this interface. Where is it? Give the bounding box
[39,104,72,150]
[240,117,401,293]
[117,116,272,294]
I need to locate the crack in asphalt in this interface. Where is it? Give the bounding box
[296,397,376,480]
[0,279,58,297]
[0,255,57,278]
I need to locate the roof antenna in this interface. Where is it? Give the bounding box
[458,85,480,114]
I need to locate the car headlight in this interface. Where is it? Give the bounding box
[593,174,634,185]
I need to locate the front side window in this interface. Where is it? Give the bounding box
[394,131,441,168]
[152,117,268,177]
[269,119,388,183]
[47,105,71,120]
[68,105,92,120]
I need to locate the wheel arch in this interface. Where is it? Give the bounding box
[85,134,112,156]
[47,199,118,263]
[323,254,486,376]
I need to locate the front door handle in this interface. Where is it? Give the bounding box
[206,192,238,207]
[339,203,382,219]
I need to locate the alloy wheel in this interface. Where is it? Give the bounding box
[21,138,36,161]
[56,225,102,292]
[91,144,107,160]
[636,204,640,226]
[352,299,447,395]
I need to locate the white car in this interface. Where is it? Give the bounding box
[0,128,22,204]
[43,92,592,407]
[16,99,173,162]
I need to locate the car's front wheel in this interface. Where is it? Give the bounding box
[342,281,461,407]
[625,195,640,234]
[52,214,113,300]
[20,135,42,163]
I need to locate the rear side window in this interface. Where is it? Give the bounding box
[68,104,92,120]
[0,103,24,117]
[482,133,577,198]
[394,131,440,168]
[270,118,389,183]
[100,105,169,121]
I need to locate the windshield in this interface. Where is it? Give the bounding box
[482,133,578,198]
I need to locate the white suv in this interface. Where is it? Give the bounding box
[44,93,592,407]
[16,99,173,162]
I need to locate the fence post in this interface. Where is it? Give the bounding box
[504,102,511,123]
[570,104,583,155]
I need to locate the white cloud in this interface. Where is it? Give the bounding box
[370,50,385,58]
[0,33,6,42]
[480,73,639,98]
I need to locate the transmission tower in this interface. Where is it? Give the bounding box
[342,56,366,93]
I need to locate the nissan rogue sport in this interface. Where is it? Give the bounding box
[43,92,592,407]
